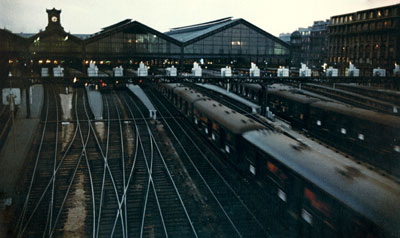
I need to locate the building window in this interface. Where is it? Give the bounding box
[384,9,389,17]
[341,128,347,134]
[370,22,375,30]
[358,134,365,140]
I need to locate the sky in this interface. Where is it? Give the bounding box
[1,0,399,37]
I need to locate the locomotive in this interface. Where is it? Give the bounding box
[228,83,400,177]
[157,83,400,238]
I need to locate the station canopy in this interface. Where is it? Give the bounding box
[84,19,182,58]
[165,17,290,57]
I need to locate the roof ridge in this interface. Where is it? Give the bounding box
[169,17,233,31]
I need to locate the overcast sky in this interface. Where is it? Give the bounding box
[1,0,399,37]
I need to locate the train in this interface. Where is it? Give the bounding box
[227,82,400,177]
[157,83,400,238]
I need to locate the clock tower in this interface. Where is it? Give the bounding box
[46,8,63,31]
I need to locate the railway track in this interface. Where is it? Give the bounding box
[0,104,13,149]
[120,90,199,237]
[13,84,284,237]
[14,87,93,237]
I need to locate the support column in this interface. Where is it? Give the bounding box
[260,84,267,116]
[25,85,31,118]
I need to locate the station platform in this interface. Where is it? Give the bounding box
[196,83,261,113]
[0,85,43,236]
[127,84,156,119]
[85,86,103,120]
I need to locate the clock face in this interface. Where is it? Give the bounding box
[51,16,58,22]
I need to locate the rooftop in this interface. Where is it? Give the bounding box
[165,17,240,43]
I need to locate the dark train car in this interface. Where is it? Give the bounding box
[308,101,400,175]
[193,98,264,164]
[231,82,262,104]
[242,129,400,238]
[207,82,400,176]
[174,86,208,120]
[159,83,400,237]
[160,83,180,99]
[161,83,265,164]
[267,89,318,129]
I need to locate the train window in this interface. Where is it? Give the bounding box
[348,218,377,238]
[267,161,278,173]
[225,145,230,153]
[394,145,400,153]
[267,161,288,186]
[304,188,332,218]
[317,120,322,126]
[278,188,287,202]
[358,134,365,140]
[249,164,256,175]
[341,128,347,134]
[302,209,313,225]
[184,101,188,114]
[212,122,219,131]
[226,133,232,142]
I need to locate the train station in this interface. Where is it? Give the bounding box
[0,2,400,238]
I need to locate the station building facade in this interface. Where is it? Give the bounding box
[165,17,290,68]
[0,8,290,78]
[328,3,400,76]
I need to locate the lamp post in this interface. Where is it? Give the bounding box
[8,72,17,152]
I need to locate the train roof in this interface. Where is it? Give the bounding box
[268,88,320,104]
[243,129,400,237]
[311,101,400,128]
[243,83,262,90]
[163,83,181,90]
[196,83,261,111]
[174,86,209,103]
[268,83,338,103]
[194,98,265,134]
